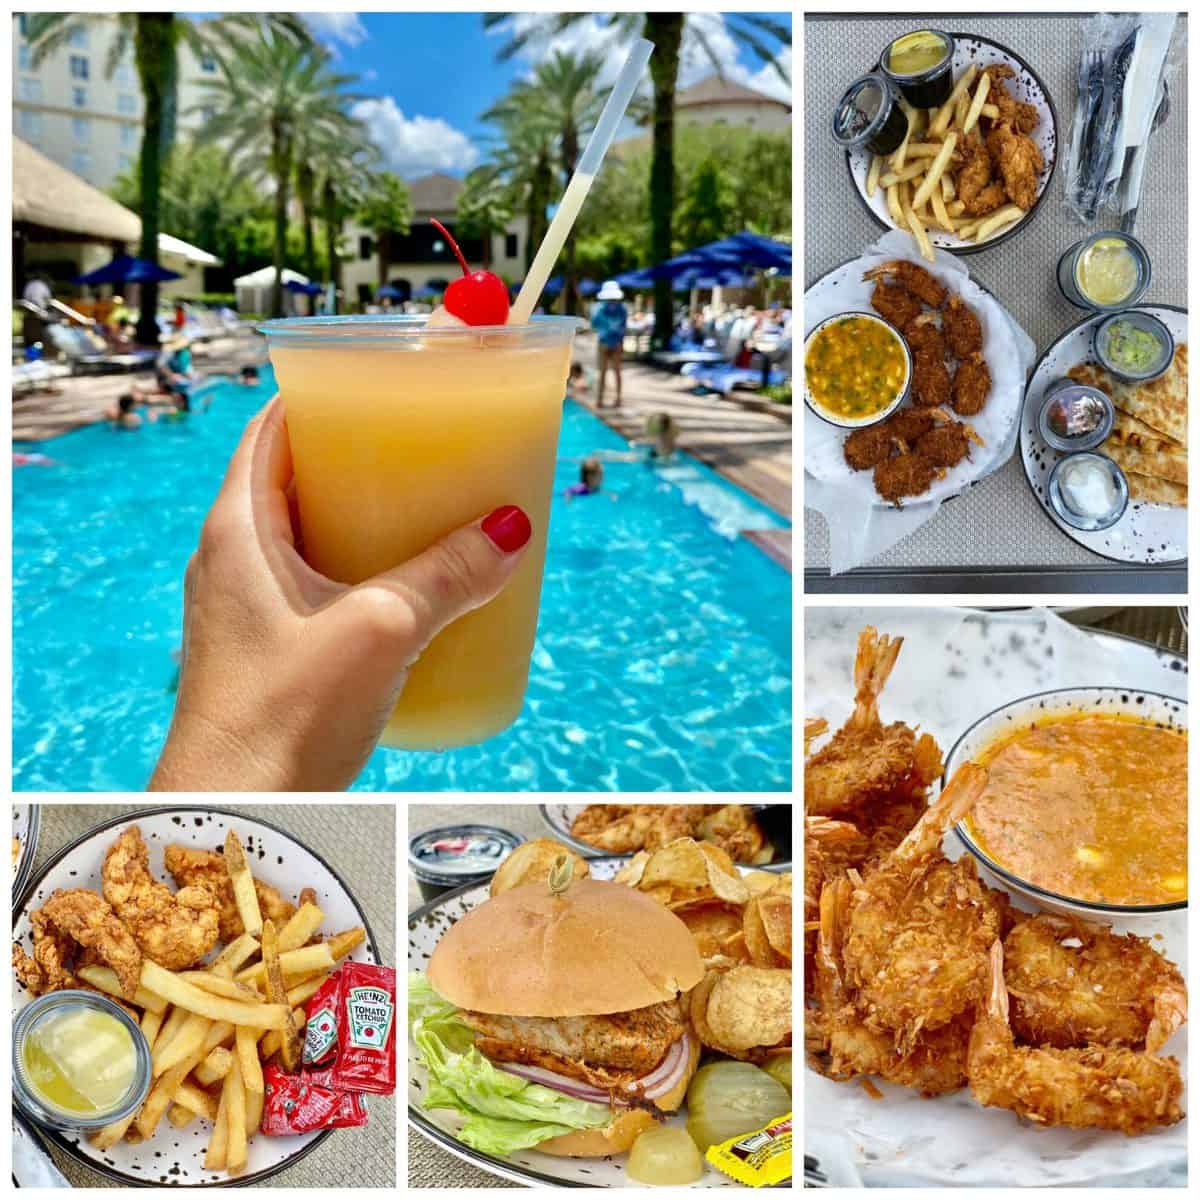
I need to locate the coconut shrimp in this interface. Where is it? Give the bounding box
[842,763,1000,1051]
[968,941,1184,1134]
[1004,915,1187,1052]
[809,878,969,1097]
[804,628,942,817]
[863,260,947,309]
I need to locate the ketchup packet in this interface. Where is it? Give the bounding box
[332,962,397,1095]
[261,1064,369,1134]
[303,969,343,1068]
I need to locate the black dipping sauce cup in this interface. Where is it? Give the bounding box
[880,30,956,108]
[832,73,908,157]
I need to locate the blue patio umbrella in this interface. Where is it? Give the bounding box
[376,284,403,299]
[578,278,600,296]
[75,254,181,285]
[543,275,564,296]
[413,284,439,299]
[285,279,323,295]
[685,231,792,274]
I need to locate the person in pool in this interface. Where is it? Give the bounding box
[566,361,589,401]
[239,365,261,387]
[564,456,605,500]
[147,396,541,791]
[107,393,143,431]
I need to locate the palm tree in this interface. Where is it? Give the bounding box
[479,101,557,275]
[356,173,414,292]
[484,13,790,345]
[485,51,607,314]
[319,145,377,313]
[295,124,376,283]
[24,12,312,346]
[192,26,364,317]
[455,165,514,270]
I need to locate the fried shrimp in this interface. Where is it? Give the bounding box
[951,353,992,416]
[864,260,947,309]
[1004,915,1188,1052]
[869,280,922,331]
[914,420,982,469]
[804,628,941,817]
[903,312,946,359]
[843,763,999,1052]
[808,879,969,1097]
[968,941,1184,1134]
[873,451,938,504]
[943,296,983,358]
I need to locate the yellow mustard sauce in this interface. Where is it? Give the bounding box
[966,712,1186,906]
[1075,237,1138,306]
[22,1006,137,1115]
[806,316,907,419]
[889,31,948,76]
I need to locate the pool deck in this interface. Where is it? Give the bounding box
[12,332,266,442]
[574,357,793,571]
[13,330,794,570]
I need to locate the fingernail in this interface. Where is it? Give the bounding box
[481,505,532,553]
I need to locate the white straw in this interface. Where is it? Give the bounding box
[511,38,654,323]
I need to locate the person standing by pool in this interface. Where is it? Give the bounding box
[591,280,628,409]
[147,396,539,792]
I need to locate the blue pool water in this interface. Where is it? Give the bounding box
[14,370,792,791]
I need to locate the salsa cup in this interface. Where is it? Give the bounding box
[803,311,912,429]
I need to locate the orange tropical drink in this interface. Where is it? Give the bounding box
[261,316,577,749]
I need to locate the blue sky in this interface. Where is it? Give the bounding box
[295,12,792,180]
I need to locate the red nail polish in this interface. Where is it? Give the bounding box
[481,505,532,553]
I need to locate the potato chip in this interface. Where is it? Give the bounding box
[744,896,788,968]
[613,850,650,887]
[703,966,792,1055]
[677,903,747,963]
[489,839,588,898]
[757,892,792,964]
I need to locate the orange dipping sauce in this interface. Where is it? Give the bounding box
[966,713,1186,906]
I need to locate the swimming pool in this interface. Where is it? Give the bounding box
[14,369,792,791]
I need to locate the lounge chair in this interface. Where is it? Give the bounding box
[680,360,788,396]
[45,324,159,374]
[12,360,72,395]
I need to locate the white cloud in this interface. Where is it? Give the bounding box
[302,13,367,49]
[352,96,479,177]
[744,45,793,106]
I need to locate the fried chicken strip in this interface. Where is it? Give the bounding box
[33,888,143,999]
[164,845,296,943]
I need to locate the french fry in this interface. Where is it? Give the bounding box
[153,1004,190,1058]
[90,1111,137,1151]
[930,186,955,234]
[138,1048,206,1140]
[181,972,263,1002]
[885,183,904,226]
[931,65,977,135]
[236,942,335,989]
[225,830,263,938]
[277,902,326,953]
[286,973,327,1009]
[213,932,260,972]
[140,960,290,1029]
[941,173,955,201]
[236,1024,265,1095]
[954,91,968,129]
[866,154,883,198]
[173,1081,221,1121]
[325,927,366,963]
[194,1045,235,1087]
[910,132,956,211]
[981,102,1000,119]
[902,143,945,160]
[167,1103,197,1129]
[225,1057,248,1174]
[245,1087,265,1139]
[204,1084,229,1172]
[963,73,991,135]
[880,161,926,187]
[948,200,966,217]
[76,965,168,1014]
[154,1012,210,1076]
[262,920,303,1071]
[905,208,935,263]
[259,1005,307,1060]
[957,218,983,240]
[140,1007,165,1052]
[975,204,1025,242]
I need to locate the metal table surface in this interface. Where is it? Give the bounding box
[803,13,1188,594]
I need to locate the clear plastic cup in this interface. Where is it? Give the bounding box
[259,314,579,750]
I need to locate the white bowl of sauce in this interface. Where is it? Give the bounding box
[944,686,1187,917]
[14,991,151,1132]
[1057,231,1151,311]
[804,311,912,428]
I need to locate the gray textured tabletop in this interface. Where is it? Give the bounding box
[804,13,1188,586]
[407,804,549,1187]
[15,802,396,1189]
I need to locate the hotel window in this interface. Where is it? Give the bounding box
[505,232,519,259]
[72,86,87,108]
[71,149,92,178]
[117,93,136,114]
[19,77,41,102]
[18,44,30,69]
[116,62,134,86]
[69,55,89,80]
[200,54,217,73]
[120,122,137,147]
[19,110,42,139]
[72,116,90,142]
[360,235,374,260]
[68,25,88,49]
[17,13,27,36]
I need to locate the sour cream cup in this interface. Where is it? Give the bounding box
[1047,451,1128,532]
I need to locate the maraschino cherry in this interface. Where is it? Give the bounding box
[431,219,510,326]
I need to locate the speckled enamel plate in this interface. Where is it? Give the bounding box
[13,802,39,902]
[1020,304,1187,565]
[539,803,793,870]
[845,33,1058,253]
[12,807,381,1188]
[409,857,779,1188]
